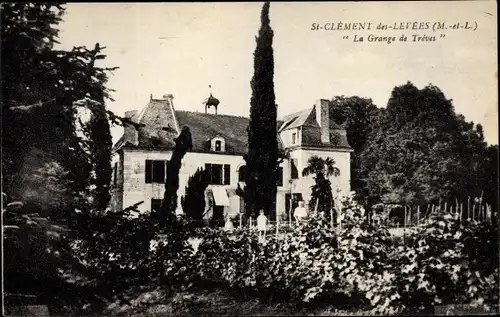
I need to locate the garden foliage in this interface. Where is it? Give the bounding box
[189,195,499,315]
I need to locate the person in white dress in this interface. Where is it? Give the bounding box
[293,200,308,226]
[224,214,234,231]
[256,209,267,242]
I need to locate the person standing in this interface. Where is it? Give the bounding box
[257,209,267,242]
[224,214,234,232]
[293,200,308,226]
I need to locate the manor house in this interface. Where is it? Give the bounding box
[110,94,352,223]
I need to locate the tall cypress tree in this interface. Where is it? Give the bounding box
[244,2,278,218]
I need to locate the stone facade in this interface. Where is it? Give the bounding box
[110,94,353,222]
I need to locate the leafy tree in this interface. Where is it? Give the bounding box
[482,144,498,214]
[1,3,117,220]
[329,96,380,201]
[359,82,467,206]
[1,4,123,312]
[181,167,210,222]
[302,156,340,221]
[160,126,193,228]
[245,1,279,218]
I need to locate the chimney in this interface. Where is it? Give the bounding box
[123,110,139,146]
[315,99,330,144]
[163,94,174,101]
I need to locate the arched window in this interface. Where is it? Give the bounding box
[238,165,247,182]
[211,137,225,152]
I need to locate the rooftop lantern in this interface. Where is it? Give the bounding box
[203,85,220,115]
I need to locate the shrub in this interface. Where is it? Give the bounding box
[2,196,84,309]
[189,194,499,315]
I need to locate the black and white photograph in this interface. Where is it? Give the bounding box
[1,1,498,316]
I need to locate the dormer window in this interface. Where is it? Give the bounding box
[292,132,297,144]
[211,136,225,152]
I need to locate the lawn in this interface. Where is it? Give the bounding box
[104,287,373,317]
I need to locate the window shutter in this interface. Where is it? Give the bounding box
[224,164,231,185]
[278,167,283,186]
[205,163,212,184]
[145,160,152,183]
[291,159,299,179]
[165,160,169,179]
[152,160,166,183]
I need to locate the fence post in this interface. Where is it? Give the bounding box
[460,203,463,224]
[472,201,476,222]
[276,210,279,239]
[331,207,334,230]
[404,205,407,228]
[468,196,471,220]
[409,207,412,226]
[417,205,420,225]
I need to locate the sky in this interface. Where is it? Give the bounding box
[55,1,498,145]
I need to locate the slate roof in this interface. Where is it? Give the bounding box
[176,111,246,155]
[136,98,178,149]
[279,108,316,131]
[279,107,344,131]
[176,111,285,155]
[114,97,285,155]
[113,97,352,154]
[279,107,351,150]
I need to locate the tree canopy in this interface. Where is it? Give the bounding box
[355,81,497,208]
[1,3,117,219]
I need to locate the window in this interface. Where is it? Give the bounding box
[205,163,231,185]
[277,167,283,186]
[215,140,222,151]
[211,138,225,152]
[145,160,168,184]
[238,165,247,182]
[151,199,162,213]
[290,159,299,179]
[292,132,297,144]
[113,163,118,186]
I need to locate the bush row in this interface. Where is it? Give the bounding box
[186,196,498,315]
[20,194,494,315]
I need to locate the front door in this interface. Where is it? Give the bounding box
[285,193,303,221]
[212,205,224,227]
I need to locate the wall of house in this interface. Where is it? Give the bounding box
[120,149,172,213]
[117,146,349,217]
[109,151,124,211]
[287,147,351,207]
[279,128,301,148]
[120,149,247,214]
